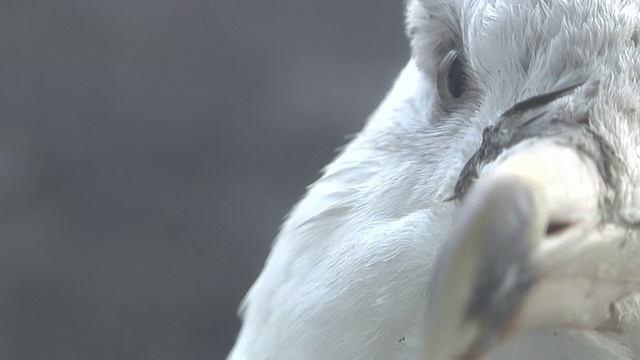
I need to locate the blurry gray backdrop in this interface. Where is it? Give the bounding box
[1,1,408,359]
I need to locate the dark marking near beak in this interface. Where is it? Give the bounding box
[446,82,620,203]
[501,83,583,118]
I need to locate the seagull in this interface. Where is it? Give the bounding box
[229,0,640,359]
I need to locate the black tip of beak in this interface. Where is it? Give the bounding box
[426,175,543,360]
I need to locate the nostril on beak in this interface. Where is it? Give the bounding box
[545,220,574,237]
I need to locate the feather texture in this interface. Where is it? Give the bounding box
[229,1,640,358]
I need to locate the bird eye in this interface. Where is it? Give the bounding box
[437,50,466,109]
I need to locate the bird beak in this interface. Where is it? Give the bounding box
[424,139,640,360]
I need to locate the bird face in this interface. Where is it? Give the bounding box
[407,0,640,358]
[230,1,640,359]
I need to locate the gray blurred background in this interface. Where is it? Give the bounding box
[1,1,408,359]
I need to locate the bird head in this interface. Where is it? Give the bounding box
[230,1,640,359]
[407,0,640,358]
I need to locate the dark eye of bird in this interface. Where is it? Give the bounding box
[448,55,465,98]
[437,50,467,109]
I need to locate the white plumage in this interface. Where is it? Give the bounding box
[229,1,640,358]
